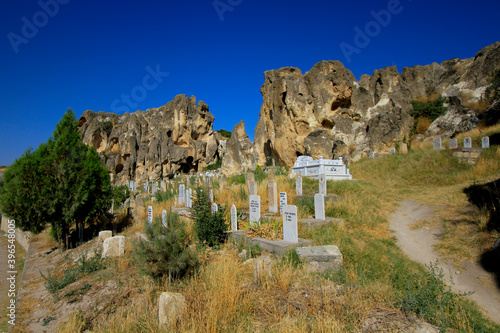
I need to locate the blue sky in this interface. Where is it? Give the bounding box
[0,0,498,166]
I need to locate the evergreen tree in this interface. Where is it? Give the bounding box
[192,187,227,247]
[0,109,112,249]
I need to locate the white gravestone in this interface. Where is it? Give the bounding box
[319,173,327,196]
[268,181,278,214]
[249,195,261,226]
[296,176,303,196]
[249,181,257,196]
[314,194,326,220]
[209,190,214,203]
[369,152,375,159]
[464,137,472,148]
[211,203,218,214]
[231,204,237,231]
[129,181,134,191]
[482,137,490,149]
[390,148,396,155]
[188,188,192,208]
[162,210,167,228]
[283,205,298,243]
[147,206,153,224]
[279,192,287,214]
[449,139,458,149]
[433,137,442,150]
[179,184,185,204]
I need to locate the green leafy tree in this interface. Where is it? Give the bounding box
[192,187,227,247]
[0,109,112,249]
[133,214,198,282]
[113,184,130,206]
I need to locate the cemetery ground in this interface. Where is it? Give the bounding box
[9,125,500,332]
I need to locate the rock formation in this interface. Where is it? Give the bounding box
[228,42,500,172]
[78,94,219,184]
[220,121,255,175]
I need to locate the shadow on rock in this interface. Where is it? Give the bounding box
[463,178,500,231]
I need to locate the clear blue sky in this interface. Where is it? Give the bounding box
[1,0,498,166]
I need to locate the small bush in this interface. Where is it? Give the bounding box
[154,190,175,203]
[192,188,228,247]
[113,184,130,207]
[228,173,245,185]
[410,96,447,121]
[204,159,222,171]
[133,214,198,282]
[254,166,267,183]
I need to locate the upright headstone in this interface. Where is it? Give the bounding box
[249,181,257,196]
[187,188,192,208]
[185,189,190,207]
[314,194,326,220]
[161,180,166,192]
[110,199,114,214]
[319,173,327,196]
[179,184,185,204]
[296,176,303,196]
[249,195,261,226]
[171,188,174,194]
[279,192,287,214]
[283,205,298,243]
[211,203,218,214]
[268,180,278,214]
[390,148,396,155]
[400,143,408,154]
[129,181,134,191]
[147,206,153,224]
[162,210,167,228]
[433,137,442,150]
[449,139,458,149]
[482,136,490,149]
[369,152,375,159]
[209,189,214,203]
[220,177,227,190]
[230,204,237,231]
[464,137,472,148]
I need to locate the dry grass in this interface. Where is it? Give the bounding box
[415,116,432,134]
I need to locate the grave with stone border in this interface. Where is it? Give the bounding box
[292,156,353,181]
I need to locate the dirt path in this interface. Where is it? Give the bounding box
[389,200,500,324]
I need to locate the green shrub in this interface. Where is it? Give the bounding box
[204,159,222,171]
[133,214,197,282]
[228,173,245,185]
[113,184,130,206]
[410,96,447,121]
[254,166,267,183]
[192,188,228,247]
[154,190,175,203]
[293,195,314,215]
[216,129,232,138]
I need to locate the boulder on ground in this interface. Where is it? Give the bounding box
[158,292,186,326]
[98,230,112,242]
[102,236,125,258]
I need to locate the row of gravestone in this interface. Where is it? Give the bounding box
[433,136,490,150]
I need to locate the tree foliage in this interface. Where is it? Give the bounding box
[192,187,227,247]
[0,109,112,249]
[410,96,448,121]
[133,214,198,282]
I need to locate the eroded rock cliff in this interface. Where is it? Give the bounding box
[78,94,219,184]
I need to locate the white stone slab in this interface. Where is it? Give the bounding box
[162,210,167,228]
[314,194,325,220]
[279,192,287,214]
[249,195,261,226]
[449,139,458,149]
[249,181,257,196]
[482,136,490,149]
[147,206,153,224]
[231,204,237,231]
[102,236,125,258]
[211,203,218,213]
[464,137,472,148]
[283,205,298,243]
[179,184,185,204]
[319,173,327,196]
[296,176,303,196]
[433,137,442,150]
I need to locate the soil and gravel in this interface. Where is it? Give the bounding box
[389,200,500,324]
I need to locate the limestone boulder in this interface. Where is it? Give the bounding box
[221,121,255,175]
[158,292,186,326]
[102,236,125,258]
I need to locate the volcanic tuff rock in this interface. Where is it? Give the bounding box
[78,94,219,184]
[220,121,255,175]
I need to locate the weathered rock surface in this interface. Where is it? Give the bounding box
[224,42,500,172]
[295,245,343,273]
[78,94,219,184]
[221,120,255,175]
[158,292,186,326]
[102,235,125,258]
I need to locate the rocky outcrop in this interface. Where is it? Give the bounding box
[220,121,255,175]
[252,61,414,167]
[78,94,219,184]
[226,42,500,172]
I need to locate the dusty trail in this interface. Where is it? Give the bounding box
[389,200,500,324]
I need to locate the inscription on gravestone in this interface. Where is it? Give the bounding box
[211,203,218,214]
[279,192,287,214]
[464,137,472,148]
[249,195,261,226]
[283,205,298,243]
[268,180,278,213]
[179,184,185,204]
[482,136,490,149]
[147,206,153,224]
[296,176,302,196]
[231,204,237,231]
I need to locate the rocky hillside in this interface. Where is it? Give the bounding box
[78,95,220,184]
[222,42,500,174]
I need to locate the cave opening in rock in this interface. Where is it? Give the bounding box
[115,164,124,174]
